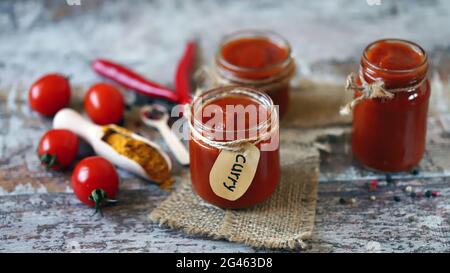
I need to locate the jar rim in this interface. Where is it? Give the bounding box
[190,86,276,135]
[215,30,294,74]
[362,39,429,74]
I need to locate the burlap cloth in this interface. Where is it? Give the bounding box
[149,80,350,250]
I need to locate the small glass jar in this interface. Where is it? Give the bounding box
[351,39,430,172]
[188,86,280,209]
[214,30,296,118]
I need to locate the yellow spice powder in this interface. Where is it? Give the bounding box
[102,127,173,186]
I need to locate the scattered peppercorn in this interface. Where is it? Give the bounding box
[410,192,417,198]
[411,169,420,176]
[146,108,165,120]
[407,214,417,222]
[386,174,394,184]
[349,197,357,204]
[425,190,432,198]
[339,197,346,205]
[369,180,378,191]
[370,195,376,201]
[404,186,413,193]
[393,196,401,202]
[432,191,440,197]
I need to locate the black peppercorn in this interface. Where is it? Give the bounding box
[410,192,417,198]
[339,198,346,205]
[386,174,394,184]
[425,190,432,198]
[394,196,401,202]
[411,169,420,176]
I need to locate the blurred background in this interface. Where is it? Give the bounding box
[1,0,450,87]
[1,0,450,253]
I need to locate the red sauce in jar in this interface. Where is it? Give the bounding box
[352,39,430,172]
[216,31,295,118]
[366,40,424,70]
[220,37,290,78]
[189,87,280,208]
[198,95,265,134]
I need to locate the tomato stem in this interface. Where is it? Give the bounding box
[88,189,117,217]
[39,153,58,170]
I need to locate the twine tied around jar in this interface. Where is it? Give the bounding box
[340,71,394,115]
[184,89,279,152]
[340,69,428,115]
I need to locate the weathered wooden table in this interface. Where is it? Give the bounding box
[1,0,449,253]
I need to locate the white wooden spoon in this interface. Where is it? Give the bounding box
[53,108,172,182]
[140,104,190,166]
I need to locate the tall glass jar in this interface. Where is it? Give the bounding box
[350,39,430,172]
[187,86,280,209]
[214,30,296,118]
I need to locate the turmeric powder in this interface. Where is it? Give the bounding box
[102,126,173,186]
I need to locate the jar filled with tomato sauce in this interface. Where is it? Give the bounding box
[214,30,295,118]
[187,86,280,209]
[348,39,430,172]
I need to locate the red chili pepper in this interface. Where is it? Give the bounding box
[92,59,179,103]
[369,179,378,191]
[175,40,196,104]
[432,191,440,197]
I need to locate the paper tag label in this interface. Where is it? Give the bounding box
[209,143,260,201]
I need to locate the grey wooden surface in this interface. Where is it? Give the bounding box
[1,0,450,253]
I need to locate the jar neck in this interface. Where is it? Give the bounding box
[215,30,295,84]
[190,86,277,142]
[360,39,429,90]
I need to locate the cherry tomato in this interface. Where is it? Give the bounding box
[29,73,71,116]
[37,129,79,171]
[72,156,119,215]
[84,83,124,125]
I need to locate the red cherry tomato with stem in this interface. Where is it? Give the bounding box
[84,83,124,125]
[71,156,119,216]
[37,129,79,171]
[29,73,71,116]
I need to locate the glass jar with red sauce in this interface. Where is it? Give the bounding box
[214,30,295,118]
[188,86,280,209]
[351,39,430,172]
